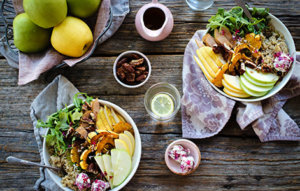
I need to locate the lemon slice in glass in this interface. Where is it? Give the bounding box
[151,93,174,117]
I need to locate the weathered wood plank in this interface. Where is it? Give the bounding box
[92,0,300,55]
[1,134,300,190]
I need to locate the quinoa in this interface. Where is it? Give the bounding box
[50,154,80,191]
[260,26,289,71]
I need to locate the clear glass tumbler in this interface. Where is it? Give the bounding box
[144,82,181,121]
[186,0,214,11]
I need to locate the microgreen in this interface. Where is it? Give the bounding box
[207,6,269,37]
[37,92,94,155]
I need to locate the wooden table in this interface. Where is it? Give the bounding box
[1,0,300,190]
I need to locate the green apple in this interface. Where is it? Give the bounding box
[67,0,101,18]
[243,72,276,87]
[111,149,131,187]
[13,13,51,53]
[102,154,114,187]
[245,67,279,84]
[240,80,268,97]
[240,75,274,92]
[23,0,67,28]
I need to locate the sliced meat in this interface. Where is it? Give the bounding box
[220,27,234,46]
[75,126,88,139]
[214,29,233,49]
[202,33,218,48]
[91,98,100,117]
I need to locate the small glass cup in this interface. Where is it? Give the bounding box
[144,82,181,121]
[186,0,214,11]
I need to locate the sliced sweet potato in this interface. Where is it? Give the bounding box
[212,63,229,87]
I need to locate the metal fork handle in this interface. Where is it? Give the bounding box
[6,156,61,171]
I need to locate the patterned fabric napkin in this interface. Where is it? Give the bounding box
[182,30,300,142]
[8,0,129,85]
[31,75,79,191]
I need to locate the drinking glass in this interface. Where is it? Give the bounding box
[144,82,181,121]
[186,0,214,11]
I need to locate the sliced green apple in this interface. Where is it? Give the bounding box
[94,155,109,181]
[102,154,114,188]
[124,131,135,156]
[243,72,276,87]
[119,134,133,156]
[222,79,248,95]
[223,74,243,91]
[115,139,130,155]
[240,75,274,92]
[223,87,251,98]
[246,67,279,83]
[111,149,132,187]
[240,81,268,97]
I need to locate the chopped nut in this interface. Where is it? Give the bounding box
[116,54,149,85]
[126,73,135,82]
[117,57,128,68]
[136,66,146,71]
[136,74,147,82]
[117,67,126,80]
[130,58,144,67]
[122,63,135,73]
[131,54,140,59]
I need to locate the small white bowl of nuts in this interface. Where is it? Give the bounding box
[113,50,151,88]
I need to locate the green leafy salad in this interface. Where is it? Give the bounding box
[37,93,93,155]
[207,6,270,37]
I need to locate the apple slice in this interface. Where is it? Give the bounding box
[124,131,135,156]
[111,149,132,187]
[94,155,109,181]
[223,74,243,91]
[240,75,274,92]
[224,87,250,98]
[243,72,276,87]
[102,154,114,188]
[119,134,133,156]
[115,139,130,155]
[240,81,268,97]
[246,67,279,83]
[222,79,248,95]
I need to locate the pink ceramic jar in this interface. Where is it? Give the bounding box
[135,0,174,41]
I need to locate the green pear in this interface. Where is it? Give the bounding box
[67,0,101,18]
[13,13,51,53]
[23,0,67,28]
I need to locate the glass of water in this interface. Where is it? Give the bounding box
[144,82,181,122]
[186,0,214,11]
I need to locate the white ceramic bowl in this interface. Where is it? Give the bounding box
[207,13,296,102]
[113,50,151,88]
[43,99,142,191]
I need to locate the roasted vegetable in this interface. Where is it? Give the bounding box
[80,149,92,170]
[113,122,133,134]
[70,145,80,165]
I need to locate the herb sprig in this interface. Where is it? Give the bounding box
[207,6,269,37]
[37,93,93,155]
